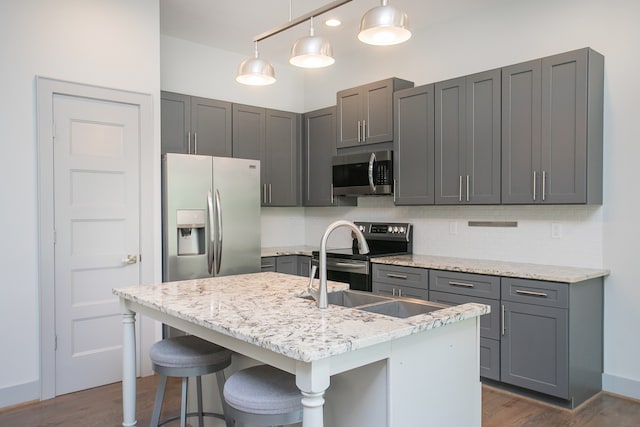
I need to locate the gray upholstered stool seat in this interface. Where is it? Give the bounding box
[149,335,232,427]
[223,364,303,426]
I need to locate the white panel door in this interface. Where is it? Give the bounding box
[53,94,140,395]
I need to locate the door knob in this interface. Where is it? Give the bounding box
[122,254,138,265]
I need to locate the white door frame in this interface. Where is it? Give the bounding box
[36,77,159,399]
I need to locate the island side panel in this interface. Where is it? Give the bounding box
[388,318,481,427]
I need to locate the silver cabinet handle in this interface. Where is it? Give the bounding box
[194,132,198,155]
[533,171,537,201]
[459,176,463,202]
[262,184,267,204]
[261,264,275,268]
[387,273,407,279]
[187,131,192,154]
[448,280,474,288]
[362,119,366,142]
[501,304,505,336]
[357,120,361,142]
[269,183,272,204]
[393,179,397,203]
[214,189,223,275]
[516,290,548,298]
[122,254,138,265]
[397,288,402,297]
[466,175,470,202]
[542,170,546,201]
[330,184,334,204]
[368,152,376,193]
[207,189,215,274]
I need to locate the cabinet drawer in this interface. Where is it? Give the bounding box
[373,282,429,300]
[480,338,500,381]
[372,264,428,289]
[501,278,568,309]
[261,256,276,272]
[429,291,500,340]
[429,270,500,299]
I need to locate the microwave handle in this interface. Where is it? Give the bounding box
[368,152,376,193]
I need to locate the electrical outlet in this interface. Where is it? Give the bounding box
[449,221,458,235]
[551,223,562,239]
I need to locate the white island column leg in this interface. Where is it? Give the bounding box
[121,305,137,427]
[296,360,330,427]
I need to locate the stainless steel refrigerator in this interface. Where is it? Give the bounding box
[162,154,261,335]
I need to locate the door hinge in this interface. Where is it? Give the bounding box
[139,254,142,263]
[53,230,57,245]
[54,335,58,351]
[52,122,56,140]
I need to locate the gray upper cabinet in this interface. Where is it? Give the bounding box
[337,78,413,148]
[502,48,604,204]
[303,106,337,206]
[233,104,300,206]
[393,84,435,205]
[434,69,501,204]
[161,91,232,157]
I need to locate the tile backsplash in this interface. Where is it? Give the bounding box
[261,197,603,268]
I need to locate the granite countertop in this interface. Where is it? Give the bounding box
[261,246,316,257]
[113,272,488,362]
[373,254,609,283]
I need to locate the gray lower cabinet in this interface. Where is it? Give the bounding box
[275,255,298,276]
[261,256,276,272]
[297,256,311,277]
[372,264,428,300]
[233,105,300,206]
[434,69,501,204]
[501,277,603,407]
[161,91,232,156]
[337,78,414,148]
[429,270,501,381]
[502,47,604,204]
[393,84,435,205]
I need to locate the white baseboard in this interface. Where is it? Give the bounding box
[0,380,39,409]
[603,373,640,400]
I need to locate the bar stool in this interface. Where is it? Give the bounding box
[149,335,232,427]
[223,364,303,426]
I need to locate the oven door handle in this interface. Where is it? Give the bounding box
[333,262,367,269]
[368,152,376,193]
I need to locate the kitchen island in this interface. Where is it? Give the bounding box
[114,272,489,427]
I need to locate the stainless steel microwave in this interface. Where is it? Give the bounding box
[332,150,393,196]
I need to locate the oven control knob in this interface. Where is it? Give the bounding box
[393,226,399,233]
[359,225,365,232]
[399,227,405,233]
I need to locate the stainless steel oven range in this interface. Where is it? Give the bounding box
[312,221,412,292]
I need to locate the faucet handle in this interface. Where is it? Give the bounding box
[307,264,318,299]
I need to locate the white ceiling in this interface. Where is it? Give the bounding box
[159,0,503,61]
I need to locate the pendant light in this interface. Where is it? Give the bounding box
[236,42,276,86]
[289,17,335,68]
[358,0,411,46]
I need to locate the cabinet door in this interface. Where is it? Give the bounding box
[540,49,588,203]
[429,291,500,340]
[435,77,466,204]
[466,69,501,204]
[297,256,311,277]
[337,87,362,148]
[304,107,337,206]
[161,91,190,154]
[275,255,298,275]
[190,97,232,157]
[502,59,542,204]
[232,104,264,161]
[501,301,568,399]
[393,85,435,205]
[363,80,394,144]
[480,338,501,381]
[266,109,299,206]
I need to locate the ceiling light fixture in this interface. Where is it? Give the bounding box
[358,0,412,46]
[289,17,335,68]
[324,18,342,27]
[235,42,276,86]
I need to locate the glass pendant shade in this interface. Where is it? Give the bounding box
[358,0,411,46]
[236,43,276,86]
[289,19,335,68]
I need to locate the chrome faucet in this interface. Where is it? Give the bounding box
[308,220,370,309]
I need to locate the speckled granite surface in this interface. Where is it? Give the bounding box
[373,255,609,283]
[261,246,316,257]
[113,272,488,362]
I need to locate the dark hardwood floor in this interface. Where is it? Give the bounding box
[1,376,638,426]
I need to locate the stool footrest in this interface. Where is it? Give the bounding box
[157,411,226,426]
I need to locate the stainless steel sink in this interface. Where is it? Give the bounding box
[302,290,449,318]
[358,299,448,318]
[302,289,392,307]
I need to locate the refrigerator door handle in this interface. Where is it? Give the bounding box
[215,189,223,275]
[207,189,215,275]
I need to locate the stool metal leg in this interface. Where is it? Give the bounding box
[150,375,168,427]
[196,376,204,427]
[180,377,188,427]
[216,370,233,427]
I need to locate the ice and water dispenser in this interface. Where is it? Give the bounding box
[176,210,206,256]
